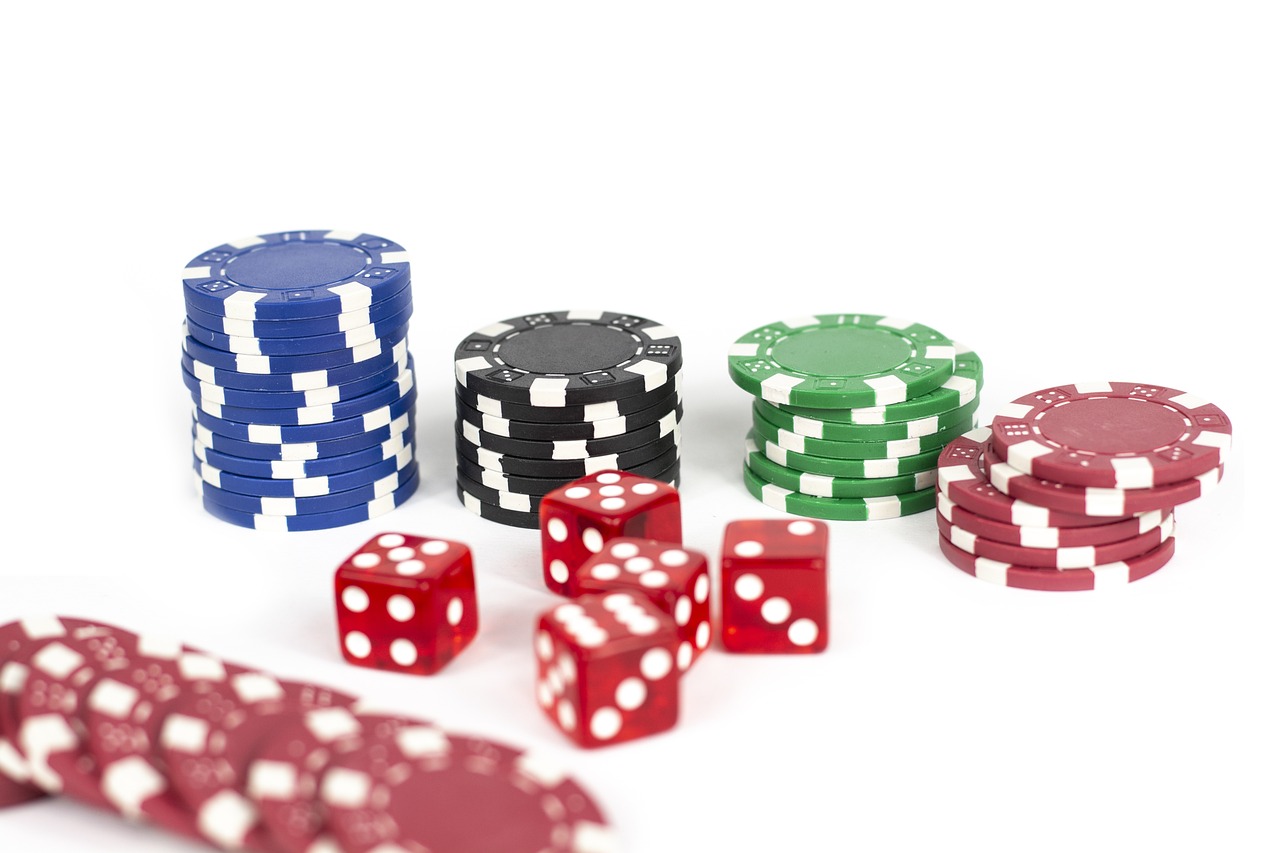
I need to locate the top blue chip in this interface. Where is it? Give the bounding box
[182,231,411,321]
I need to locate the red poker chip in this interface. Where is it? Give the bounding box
[937,533,1177,591]
[937,512,1175,568]
[937,428,1131,528]
[936,493,1171,549]
[320,715,616,853]
[990,382,1231,489]
[158,672,357,850]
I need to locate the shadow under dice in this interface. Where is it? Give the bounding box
[720,519,829,654]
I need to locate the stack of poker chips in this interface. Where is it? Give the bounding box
[452,310,683,528]
[727,314,980,521]
[181,230,419,531]
[935,382,1232,591]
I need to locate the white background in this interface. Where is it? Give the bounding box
[1,2,1277,851]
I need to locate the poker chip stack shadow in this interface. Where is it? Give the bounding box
[934,383,1232,591]
[453,310,683,528]
[181,230,420,531]
[727,314,981,521]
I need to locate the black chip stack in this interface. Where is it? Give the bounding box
[452,310,683,528]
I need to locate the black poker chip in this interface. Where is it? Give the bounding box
[455,443,682,497]
[456,405,682,460]
[455,369,682,424]
[455,430,680,479]
[455,391,680,442]
[455,466,681,530]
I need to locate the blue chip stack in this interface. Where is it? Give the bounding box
[181,230,419,530]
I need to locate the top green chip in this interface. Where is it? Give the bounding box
[727,314,958,408]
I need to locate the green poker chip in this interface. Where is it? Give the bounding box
[756,395,981,443]
[726,314,957,408]
[742,463,936,520]
[744,438,938,498]
[773,346,984,425]
[749,429,943,477]
[752,407,975,460]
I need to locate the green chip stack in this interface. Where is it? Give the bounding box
[726,314,982,521]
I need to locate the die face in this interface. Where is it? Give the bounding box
[534,594,680,748]
[540,471,683,596]
[721,519,829,654]
[571,538,712,671]
[334,533,479,675]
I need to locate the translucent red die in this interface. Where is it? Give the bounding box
[333,533,479,675]
[571,538,711,671]
[534,593,681,748]
[539,470,682,596]
[720,519,829,654]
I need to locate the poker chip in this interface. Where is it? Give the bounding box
[727,314,957,408]
[937,512,1176,568]
[189,364,415,427]
[319,716,615,853]
[758,395,981,443]
[193,384,417,444]
[454,310,681,407]
[752,406,974,460]
[184,344,408,393]
[750,430,944,478]
[457,368,683,424]
[184,279,413,339]
[456,442,682,497]
[456,430,680,479]
[742,463,936,521]
[937,534,1177,591]
[457,463,681,515]
[988,457,1224,517]
[745,439,938,498]
[194,443,415,498]
[989,382,1232,489]
[185,302,414,357]
[194,413,413,463]
[200,467,420,531]
[456,391,680,441]
[936,493,1171,549]
[181,355,408,410]
[182,323,410,375]
[459,407,681,460]
[194,430,412,481]
[197,461,419,516]
[455,483,541,529]
[182,230,411,321]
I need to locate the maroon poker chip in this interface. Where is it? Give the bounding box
[989,382,1231,489]
[937,512,1175,569]
[936,493,1171,549]
[938,533,1177,591]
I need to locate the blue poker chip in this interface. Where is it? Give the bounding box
[194,412,414,462]
[193,428,412,479]
[194,443,415,498]
[197,461,418,516]
[191,367,415,427]
[183,277,413,339]
[184,302,414,357]
[182,322,409,374]
[193,385,416,444]
[182,231,411,321]
[200,468,420,531]
[182,340,408,392]
[181,356,408,410]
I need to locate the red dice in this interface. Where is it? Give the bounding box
[571,538,711,672]
[333,533,479,675]
[539,471,682,596]
[720,519,829,654]
[534,594,680,748]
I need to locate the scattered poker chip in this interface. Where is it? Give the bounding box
[742,463,936,520]
[937,533,1177,591]
[192,385,416,444]
[936,427,1126,528]
[989,381,1232,489]
[191,367,415,427]
[193,412,413,462]
[197,461,418,516]
[745,440,937,498]
[455,390,680,441]
[454,310,682,407]
[200,467,420,531]
[773,345,984,424]
[937,512,1176,568]
[936,493,1172,549]
[185,301,414,356]
[459,407,681,460]
[182,322,410,375]
[457,368,683,423]
[456,443,682,497]
[457,463,680,516]
[194,431,412,480]
[456,429,681,479]
[727,314,957,408]
[183,340,408,393]
[757,395,980,443]
[752,405,975,460]
[988,455,1225,517]
[319,716,616,853]
[182,230,411,321]
[194,443,415,498]
[181,355,408,410]
[184,279,413,339]
[750,430,943,478]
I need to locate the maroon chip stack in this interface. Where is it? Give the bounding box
[934,382,1232,591]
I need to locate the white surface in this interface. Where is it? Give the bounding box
[1,2,1277,851]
